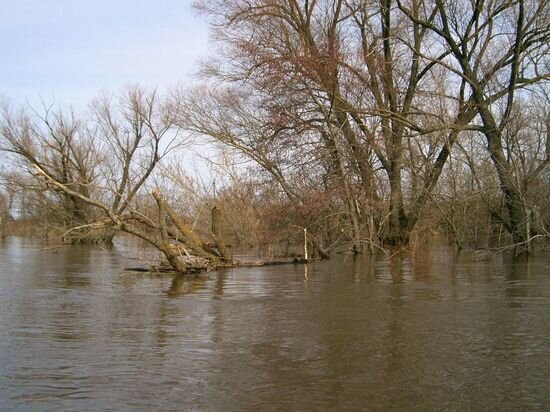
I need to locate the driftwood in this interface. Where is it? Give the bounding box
[123,256,316,276]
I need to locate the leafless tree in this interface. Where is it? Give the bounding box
[184,0,483,249]
[0,87,235,273]
[397,0,550,251]
[0,98,101,240]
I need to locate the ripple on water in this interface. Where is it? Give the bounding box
[0,239,549,410]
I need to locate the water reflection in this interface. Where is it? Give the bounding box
[504,255,539,310]
[166,275,208,297]
[56,246,93,288]
[0,237,549,410]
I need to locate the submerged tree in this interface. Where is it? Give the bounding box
[397,0,550,250]
[0,87,189,244]
[184,0,548,252]
[1,1,548,262]
[0,87,234,273]
[184,0,484,248]
[0,100,101,240]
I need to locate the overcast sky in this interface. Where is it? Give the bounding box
[0,0,210,110]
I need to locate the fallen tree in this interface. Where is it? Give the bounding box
[32,160,232,274]
[2,87,327,274]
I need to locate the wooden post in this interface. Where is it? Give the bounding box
[303,227,308,261]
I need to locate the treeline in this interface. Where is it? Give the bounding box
[1,0,549,273]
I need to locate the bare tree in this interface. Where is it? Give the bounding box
[187,0,483,249]
[0,99,101,240]
[0,86,239,273]
[397,0,550,251]
[172,85,332,257]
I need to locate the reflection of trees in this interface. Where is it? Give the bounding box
[382,275,409,405]
[166,275,208,297]
[56,246,92,288]
[505,255,531,306]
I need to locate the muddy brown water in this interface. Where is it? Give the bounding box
[0,237,549,410]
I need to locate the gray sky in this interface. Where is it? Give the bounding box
[0,0,210,110]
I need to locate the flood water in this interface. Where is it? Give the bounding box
[0,237,549,410]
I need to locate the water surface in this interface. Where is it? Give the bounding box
[0,237,549,410]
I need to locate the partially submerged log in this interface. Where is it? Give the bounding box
[124,192,326,276]
[123,256,317,276]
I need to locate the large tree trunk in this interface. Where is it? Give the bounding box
[477,104,529,248]
[387,165,409,246]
